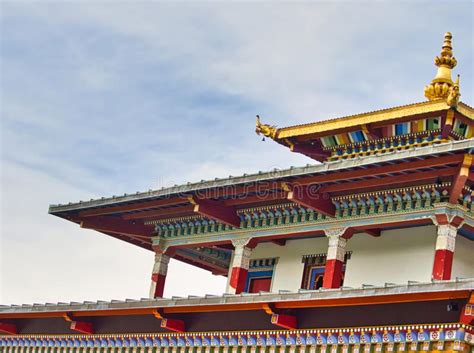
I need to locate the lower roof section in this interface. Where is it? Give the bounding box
[1,279,473,335]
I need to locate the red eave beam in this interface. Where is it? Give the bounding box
[460,292,474,325]
[362,124,382,140]
[263,303,297,330]
[442,110,455,139]
[320,167,458,194]
[189,196,241,228]
[79,197,188,217]
[297,154,464,186]
[363,229,381,237]
[0,322,17,335]
[449,154,473,204]
[289,141,328,161]
[80,216,154,238]
[64,313,93,334]
[284,183,335,217]
[152,310,185,333]
[123,205,195,220]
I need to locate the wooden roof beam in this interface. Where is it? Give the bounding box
[80,216,154,238]
[297,154,464,186]
[189,196,241,228]
[64,313,93,334]
[449,154,473,204]
[79,197,188,217]
[320,167,458,194]
[361,124,382,140]
[284,183,335,217]
[0,322,16,335]
[152,310,185,333]
[287,140,329,161]
[122,205,195,220]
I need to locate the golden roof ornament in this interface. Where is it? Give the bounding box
[255,115,278,139]
[424,32,461,107]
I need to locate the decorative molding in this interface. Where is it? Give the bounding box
[1,323,472,349]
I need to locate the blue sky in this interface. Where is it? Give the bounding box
[1,1,472,304]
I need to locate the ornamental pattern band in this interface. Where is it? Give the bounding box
[152,184,470,239]
[1,324,473,352]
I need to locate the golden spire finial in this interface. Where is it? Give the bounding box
[424,32,460,105]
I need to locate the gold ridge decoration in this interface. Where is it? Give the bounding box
[255,115,278,139]
[424,32,461,107]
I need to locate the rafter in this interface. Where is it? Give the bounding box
[288,141,329,161]
[285,184,335,217]
[319,167,457,193]
[122,205,195,220]
[0,322,16,335]
[189,196,241,228]
[362,124,382,139]
[80,216,154,238]
[296,154,463,186]
[79,197,188,217]
[449,154,473,204]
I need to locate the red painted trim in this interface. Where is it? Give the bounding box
[297,154,463,186]
[449,154,473,204]
[271,313,297,330]
[364,229,381,237]
[80,216,154,238]
[70,320,93,334]
[230,267,248,294]
[0,322,17,335]
[79,197,188,217]
[290,142,329,161]
[320,167,457,194]
[123,205,195,220]
[287,186,335,217]
[193,199,241,228]
[161,318,186,333]
[152,273,167,298]
[323,259,344,289]
[432,249,454,280]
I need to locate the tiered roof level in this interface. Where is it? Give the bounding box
[1,33,472,347]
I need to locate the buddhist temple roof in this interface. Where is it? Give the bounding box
[49,139,473,214]
[265,100,473,140]
[1,278,473,316]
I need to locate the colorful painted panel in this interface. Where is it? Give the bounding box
[1,324,472,353]
[454,118,472,138]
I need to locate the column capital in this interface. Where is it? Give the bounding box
[324,227,353,239]
[430,213,464,228]
[435,224,457,252]
[231,238,252,249]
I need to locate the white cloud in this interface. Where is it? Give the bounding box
[1,1,472,303]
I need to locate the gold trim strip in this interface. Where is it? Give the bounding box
[276,100,461,139]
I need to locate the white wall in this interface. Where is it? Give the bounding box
[250,225,474,292]
[452,234,474,279]
[344,226,437,288]
[251,237,328,292]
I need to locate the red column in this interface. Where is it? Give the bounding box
[227,239,252,294]
[323,228,352,289]
[432,224,457,280]
[149,251,170,298]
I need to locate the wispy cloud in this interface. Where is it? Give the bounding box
[1,1,472,303]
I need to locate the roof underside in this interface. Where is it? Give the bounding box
[47,140,474,264]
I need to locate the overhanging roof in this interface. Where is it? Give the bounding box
[275,100,473,139]
[49,139,474,215]
[1,278,472,318]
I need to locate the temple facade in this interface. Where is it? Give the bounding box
[1,32,473,353]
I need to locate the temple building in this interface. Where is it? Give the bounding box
[1,32,473,353]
